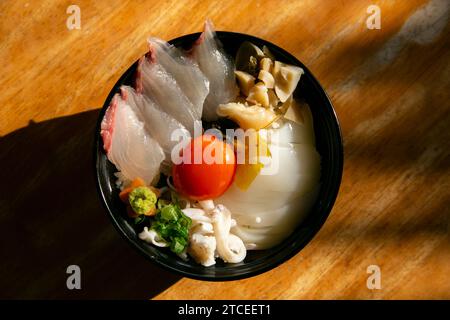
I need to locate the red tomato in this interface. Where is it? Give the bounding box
[172,134,236,200]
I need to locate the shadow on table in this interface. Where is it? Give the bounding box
[0,110,180,299]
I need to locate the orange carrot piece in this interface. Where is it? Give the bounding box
[144,207,157,217]
[130,177,145,189]
[120,177,159,217]
[119,178,146,203]
[119,187,133,203]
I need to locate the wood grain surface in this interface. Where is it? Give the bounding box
[0,0,448,299]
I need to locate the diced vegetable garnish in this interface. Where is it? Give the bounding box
[258,70,275,89]
[130,177,146,189]
[234,70,255,96]
[160,204,179,221]
[129,186,157,215]
[151,203,192,254]
[234,41,304,106]
[119,177,146,203]
[273,63,304,102]
[246,82,269,108]
[259,57,273,72]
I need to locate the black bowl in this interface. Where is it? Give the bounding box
[94,32,343,281]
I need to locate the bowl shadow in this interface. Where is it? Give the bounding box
[0,111,180,299]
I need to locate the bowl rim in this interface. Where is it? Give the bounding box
[94,31,344,281]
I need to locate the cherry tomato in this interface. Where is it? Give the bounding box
[172,134,236,200]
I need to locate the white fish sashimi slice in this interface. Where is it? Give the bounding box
[121,85,190,159]
[100,88,164,185]
[136,56,196,133]
[147,37,209,120]
[136,38,208,134]
[192,20,238,121]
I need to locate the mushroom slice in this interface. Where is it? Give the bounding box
[268,89,280,108]
[260,58,273,72]
[282,96,305,125]
[258,70,275,89]
[235,41,265,76]
[217,102,278,130]
[234,70,255,96]
[271,60,285,78]
[273,62,304,102]
[262,45,275,60]
[278,94,293,114]
[246,82,269,108]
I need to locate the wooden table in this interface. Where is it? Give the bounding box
[0,0,448,299]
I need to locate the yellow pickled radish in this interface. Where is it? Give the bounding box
[233,134,271,190]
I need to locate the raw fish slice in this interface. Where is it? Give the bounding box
[192,20,238,121]
[136,39,208,133]
[147,37,209,120]
[121,85,190,160]
[136,56,196,133]
[101,88,164,185]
